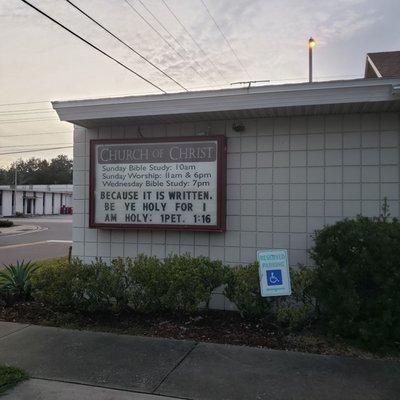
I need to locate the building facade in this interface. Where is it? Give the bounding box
[0,185,73,217]
[53,78,400,309]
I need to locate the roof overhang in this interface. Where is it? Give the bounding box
[52,78,400,128]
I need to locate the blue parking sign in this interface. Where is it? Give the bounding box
[266,269,282,286]
[257,249,291,297]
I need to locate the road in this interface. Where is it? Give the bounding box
[0,215,72,265]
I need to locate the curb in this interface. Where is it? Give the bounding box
[0,225,47,237]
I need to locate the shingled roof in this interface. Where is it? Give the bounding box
[365,51,400,78]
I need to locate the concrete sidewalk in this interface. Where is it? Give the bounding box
[0,322,399,400]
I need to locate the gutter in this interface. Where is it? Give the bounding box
[52,78,400,124]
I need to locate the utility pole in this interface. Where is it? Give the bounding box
[13,165,17,215]
[308,37,316,83]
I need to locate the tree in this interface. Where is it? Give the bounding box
[0,155,72,185]
[48,155,72,184]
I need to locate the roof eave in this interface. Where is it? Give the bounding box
[52,78,400,127]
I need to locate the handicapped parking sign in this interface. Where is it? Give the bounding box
[257,249,291,297]
[266,269,283,286]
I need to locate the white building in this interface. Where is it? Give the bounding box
[52,76,400,309]
[0,185,73,217]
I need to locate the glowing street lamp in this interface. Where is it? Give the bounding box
[308,37,316,82]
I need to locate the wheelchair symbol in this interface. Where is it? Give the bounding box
[266,269,283,286]
[269,273,279,284]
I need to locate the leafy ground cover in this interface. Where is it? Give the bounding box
[0,220,13,228]
[0,365,28,395]
[1,301,397,360]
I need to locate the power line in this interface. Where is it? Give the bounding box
[65,0,187,91]
[136,0,217,85]
[0,130,71,138]
[123,0,208,84]
[0,109,55,116]
[0,142,72,149]
[0,72,364,111]
[20,0,166,94]
[0,117,62,124]
[0,100,50,107]
[199,0,250,80]
[0,146,73,156]
[0,106,54,113]
[160,0,229,84]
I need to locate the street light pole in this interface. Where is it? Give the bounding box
[308,37,316,83]
[13,165,17,215]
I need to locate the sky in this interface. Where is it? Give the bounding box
[0,0,399,167]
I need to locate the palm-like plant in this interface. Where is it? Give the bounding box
[0,261,38,301]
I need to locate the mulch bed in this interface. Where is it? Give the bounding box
[0,301,396,360]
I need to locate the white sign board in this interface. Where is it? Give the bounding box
[90,136,226,231]
[257,249,291,297]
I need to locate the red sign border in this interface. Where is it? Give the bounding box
[89,135,226,232]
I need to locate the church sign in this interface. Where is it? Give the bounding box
[89,136,226,231]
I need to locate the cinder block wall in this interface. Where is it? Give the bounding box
[44,193,53,215]
[15,192,23,214]
[72,113,399,309]
[35,193,44,215]
[1,191,13,216]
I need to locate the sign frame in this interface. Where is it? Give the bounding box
[89,135,226,231]
[257,249,292,297]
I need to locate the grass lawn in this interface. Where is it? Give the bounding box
[0,365,28,395]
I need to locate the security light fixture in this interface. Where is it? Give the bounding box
[232,122,245,132]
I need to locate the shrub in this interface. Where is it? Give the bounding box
[276,266,316,331]
[33,258,130,312]
[276,304,313,331]
[0,365,28,395]
[127,254,229,313]
[311,216,400,348]
[78,258,127,312]
[126,255,166,313]
[224,262,317,325]
[161,254,229,313]
[224,262,272,318]
[32,258,87,309]
[0,261,38,302]
[33,254,229,314]
[0,220,13,228]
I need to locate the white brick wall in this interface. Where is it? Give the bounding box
[72,113,400,271]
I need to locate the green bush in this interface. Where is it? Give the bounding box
[79,258,129,312]
[0,261,38,302]
[0,365,28,394]
[32,258,87,309]
[127,254,228,313]
[161,254,229,312]
[33,254,229,314]
[224,262,272,318]
[33,258,129,312]
[224,262,317,325]
[126,254,166,313]
[276,266,316,331]
[276,304,313,331]
[0,220,13,228]
[311,216,400,348]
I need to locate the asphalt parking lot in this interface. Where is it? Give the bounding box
[0,215,72,265]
